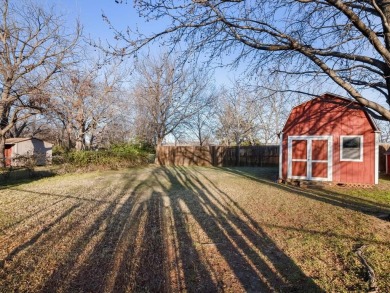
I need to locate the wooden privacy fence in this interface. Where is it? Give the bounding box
[156,145,280,167]
[379,143,390,172]
[157,144,390,170]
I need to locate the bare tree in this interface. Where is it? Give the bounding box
[131,54,215,147]
[8,114,51,139]
[215,84,261,164]
[215,78,301,146]
[185,106,216,146]
[0,0,79,166]
[111,0,390,122]
[176,87,218,146]
[90,87,134,149]
[52,61,125,151]
[377,120,390,142]
[252,78,306,144]
[98,117,133,148]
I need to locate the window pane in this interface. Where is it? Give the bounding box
[292,140,307,160]
[343,148,360,160]
[343,137,360,149]
[342,137,361,160]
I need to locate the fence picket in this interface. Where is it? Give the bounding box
[156,145,279,167]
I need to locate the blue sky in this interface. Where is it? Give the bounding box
[34,0,244,87]
[54,1,142,41]
[32,1,347,95]
[27,1,326,91]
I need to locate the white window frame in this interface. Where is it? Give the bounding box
[340,135,363,162]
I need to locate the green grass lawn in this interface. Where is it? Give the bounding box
[0,166,389,292]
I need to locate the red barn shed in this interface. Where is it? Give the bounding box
[279,93,380,185]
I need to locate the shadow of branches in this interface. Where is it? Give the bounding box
[0,166,351,292]
[157,167,323,292]
[222,167,390,219]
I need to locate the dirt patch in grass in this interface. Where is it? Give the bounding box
[0,166,389,292]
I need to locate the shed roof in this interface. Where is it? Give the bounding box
[282,92,380,132]
[5,137,52,145]
[5,138,32,144]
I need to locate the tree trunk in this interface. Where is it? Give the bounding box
[90,134,95,150]
[75,127,86,151]
[380,0,390,105]
[198,128,203,146]
[0,102,9,168]
[75,132,86,151]
[154,144,161,164]
[75,139,83,151]
[65,123,73,150]
[380,0,390,51]
[157,136,164,146]
[0,135,6,168]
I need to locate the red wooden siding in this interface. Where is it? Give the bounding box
[281,94,377,184]
[4,146,12,167]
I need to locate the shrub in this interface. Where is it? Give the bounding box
[0,167,11,181]
[52,145,67,155]
[55,143,152,171]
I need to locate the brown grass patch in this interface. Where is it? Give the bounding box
[0,166,389,292]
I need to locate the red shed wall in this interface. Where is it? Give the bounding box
[281,95,377,184]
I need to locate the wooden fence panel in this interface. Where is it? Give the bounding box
[156,145,214,166]
[379,143,390,172]
[156,145,280,167]
[157,144,387,173]
[218,145,280,167]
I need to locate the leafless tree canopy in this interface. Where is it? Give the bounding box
[131,54,216,146]
[183,98,217,146]
[0,0,80,166]
[111,0,390,121]
[51,60,126,151]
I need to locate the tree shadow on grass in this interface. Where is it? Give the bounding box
[196,167,390,247]
[41,174,144,292]
[0,168,56,188]
[222,167,390,219]
[2,167,326,292]
[379,173,390,182]
[0,197,68,234]
[41,166,323,292]
[41,169,216,293]
[157,167,324,292]
[0,203,80,269]
[110,192,167,292]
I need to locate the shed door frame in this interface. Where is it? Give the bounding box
[287,135,333,181]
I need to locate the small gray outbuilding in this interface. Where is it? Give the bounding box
[4,138,52,166]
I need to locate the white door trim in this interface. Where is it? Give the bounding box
[287,135,333,181]
[279,132,283,179]
[375,132,380,184]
